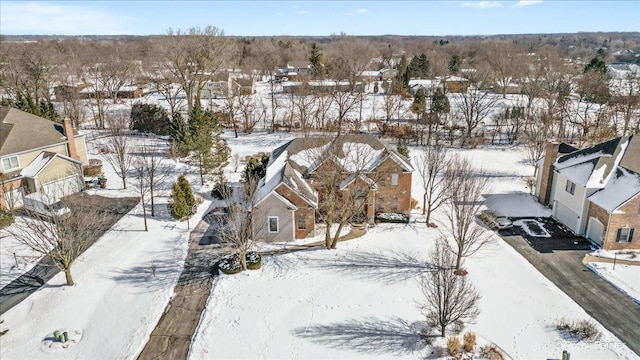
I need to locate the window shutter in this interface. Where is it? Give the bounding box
[630,229,635,242]
[616,228,622,242]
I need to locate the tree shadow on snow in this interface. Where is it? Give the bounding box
[307,250,437,284]
[292,316,430,355]
[107,255,182,292]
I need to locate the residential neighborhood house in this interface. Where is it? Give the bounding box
[536,135,640,250]
[0,107,88,210]
[253,134,413,242]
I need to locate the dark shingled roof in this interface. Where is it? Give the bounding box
[0,107,71,157]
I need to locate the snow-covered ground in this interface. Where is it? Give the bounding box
[188,140,637,359]
[0,218,47,288]
[587,262,640,305]
[0,133,216,359]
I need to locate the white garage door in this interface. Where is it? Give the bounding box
[586,217,605,246]
[41,174,80,199]
[554,201,579,233]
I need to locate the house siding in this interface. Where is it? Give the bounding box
[74,135,88,164]
[253,193,295,243]
[372,157,412,213]
[275,184,315,239]
[602,194,640,250]
[37,157,83,195]
[552,172,588,234]
[17,144,68,172]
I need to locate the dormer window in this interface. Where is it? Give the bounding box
[1,156,19,171]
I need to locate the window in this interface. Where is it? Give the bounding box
[1,156,19,171]
[268,216,279,233]
[565,180,575,195]
[297,214,306,230]
[616,227,634,243]
[391,173,399,187]
[391,197,398,212]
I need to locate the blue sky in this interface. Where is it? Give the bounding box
[1,1,638,36]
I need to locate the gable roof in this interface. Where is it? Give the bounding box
[0,107,74,157]
[254,134,412,208]
[588,168,640,213]
[554,135,639,189]
[20,151,82,178]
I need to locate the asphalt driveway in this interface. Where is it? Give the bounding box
[501,235,640,356]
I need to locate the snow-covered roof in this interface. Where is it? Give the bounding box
[20,151,81,178]
[253,134,412,209]
[589,168,640,212]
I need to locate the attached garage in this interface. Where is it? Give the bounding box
[554,201,580,234]
[586,217,605,246]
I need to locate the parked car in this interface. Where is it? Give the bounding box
[479,210,512,230]
[23,193,71,219]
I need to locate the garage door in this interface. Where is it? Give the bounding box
[586,217,605,246]
[554,201,579,233]
[41,174,80,199]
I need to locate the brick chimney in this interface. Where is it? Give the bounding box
[538,142,560,206]
[63,118,79,160]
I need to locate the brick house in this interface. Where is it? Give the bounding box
[535,135,640,250]
[253,134,413,243]
[0,107,88,210]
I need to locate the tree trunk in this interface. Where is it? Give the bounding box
[455,251,462,272]
[426,209,431,226]
[325,217,333,249]
[330,222,346,249]
[64,268,74,286]
[142,196,148,232]
[441,324,446,337]
[122,176,127,189]
[422,192,427,215]
[240,251,247,271]
[199,155,205,185]
[150,185,155,217]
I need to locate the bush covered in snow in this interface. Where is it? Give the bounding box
[246,252,262,270]
[375,212,409,223]
[555,318,602,341]
[219,254,242,274]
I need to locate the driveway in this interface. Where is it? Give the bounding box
[501,235,640,356]
[137,211,228,360]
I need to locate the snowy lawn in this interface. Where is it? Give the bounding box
[0,217,48,288]
[586,262,640,304]
[189,143,636,359]
[0,133,216,359]
[189,223,635,359]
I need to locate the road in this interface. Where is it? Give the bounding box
[502,235,640,356]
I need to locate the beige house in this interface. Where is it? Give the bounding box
[536,135,640,250]
[253,134,413,243]
[0,107,88,210]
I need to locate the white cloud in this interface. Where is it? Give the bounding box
[0,1,137,35]
[356,8,368,14]
[461,1,502,9]
[513,0,543,7]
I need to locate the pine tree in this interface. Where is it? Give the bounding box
[448,54,461,75]
[397,138,410,158]
[411,87,427,120]
[409,53,430,79]
[431,87,450,116]
[178,175,196,210]
[170,112,191,156]
[189,104,230,185]
[309,42,325,78]
[170,182,188,219]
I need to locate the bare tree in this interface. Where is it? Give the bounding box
[3,196,108,286]
[418,240,481,337]
[523,111,553,177]
[132,155,150,231]
[217,178,259,271]
[136,142,167,218]
[306,140,381,249]
[155,26,234,112]
[451,88,499,147]
[440,156,490,272]
[416,145,450,225]
[104,116,134,189]
[610,71,640,136]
